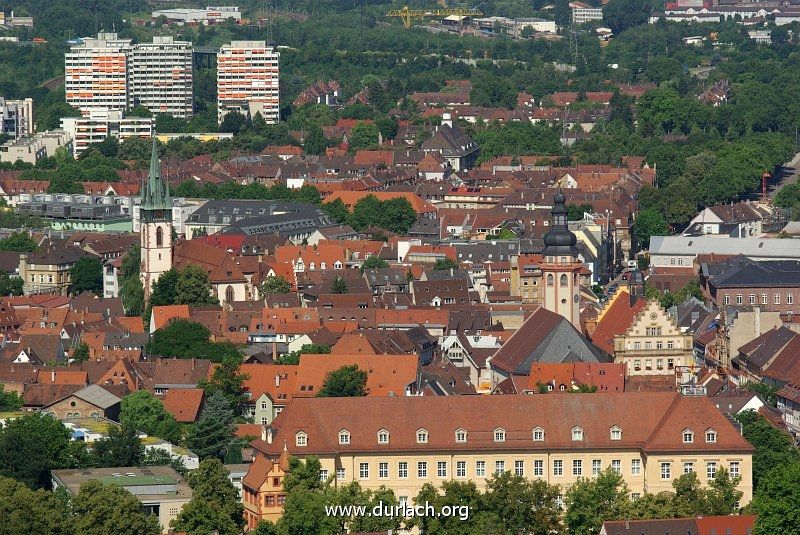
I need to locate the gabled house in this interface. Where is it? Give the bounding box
[421,113,478,171]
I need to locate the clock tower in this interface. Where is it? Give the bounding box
[140,137,173,300]
[541,189,583,328]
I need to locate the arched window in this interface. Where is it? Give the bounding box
[560,274,568,287]
[225,285,234,303]
[547,274,554,286]
[156,226,163,247]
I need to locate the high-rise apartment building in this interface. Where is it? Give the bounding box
[0,97,33,138]
[65,33,194,118]
[129,36,193,118]
[65,32,132,114]
[217,41,279,124]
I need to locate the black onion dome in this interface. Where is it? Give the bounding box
[543,226,578,247]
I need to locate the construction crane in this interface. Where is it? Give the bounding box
[386,5,483,29]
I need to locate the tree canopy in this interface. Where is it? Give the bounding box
[317,365,368,397]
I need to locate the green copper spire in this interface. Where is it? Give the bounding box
[141,135,171,211]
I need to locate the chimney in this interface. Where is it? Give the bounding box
[272,340,277,361]
[51,369,55,383]
[275,374,280,387]
[261,425,267,442]
[191,358,196,370]
[754,307,761,336]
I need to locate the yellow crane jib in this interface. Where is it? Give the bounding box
[386,6,484,29]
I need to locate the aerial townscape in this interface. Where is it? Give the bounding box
[1,0,800,534]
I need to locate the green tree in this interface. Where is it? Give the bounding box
[0,413,72,489]
[735,410,800,490]
[91,424,144,468]
[71,342,90,363]
[147,319,240,362]
[411,480,492,535]
[434,257,459,271]
[565,468,630,535]
[751,461,800,535]
[284,456,325,493]
[219,111,247,134]
[278,344,331,365]
[119,391,181,443]
[186,392,235,461]
[252,520,279,535]
[172,458,244,534]
[0,384,22,411]
[0,272,24,296]
[0,233,37,252]
[705,468,742,515]
[120,276,144,317]
[0,476,73,535]
[198,355,248,408]
[348,122,381,152]
[321,198,349,223]
[304,124,328,155]
[633,208,669,250]
[72,480,160,535]
[149,268,179,306]
[330,276,348,294]
[260,275,292,294]
[317,365,368,397]
[567,203,594,221]
[69,256,103,295]
[175,265,218,307]
[482,471,564,535]
[171,499,238,535]
[360,255,389,272]
[603,0,654,35]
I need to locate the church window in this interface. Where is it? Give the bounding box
[156,226,163,247]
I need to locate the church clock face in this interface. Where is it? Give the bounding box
[154,210,165,219]
[573,294,580,303]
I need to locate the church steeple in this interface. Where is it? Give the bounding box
[141,136,171,211]
[540,189,583,328]
[140,135,173,301]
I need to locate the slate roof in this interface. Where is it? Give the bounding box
[708,256,800,288]
[489,307,608,375]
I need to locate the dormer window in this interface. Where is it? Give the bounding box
[683,429,694,444]
[572,426,584,441]
[320,262,326,270]
[377,429,390,444]
[295,431,307,447]
[610,426,622,441]
[494,428,506,443]
[334,261,343,269]
[339,430,351,445]
[533,427,544,441]
[416,429,429,444]
[705,429,717,444]
[455,428,467,443]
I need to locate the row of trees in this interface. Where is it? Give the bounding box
[322,195,417,235]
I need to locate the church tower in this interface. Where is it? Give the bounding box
[140,137,173,300]
[541,190,583,328]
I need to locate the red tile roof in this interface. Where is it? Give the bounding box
[161,388,204,423]
[294,354,419,397]
[589,290,648,354]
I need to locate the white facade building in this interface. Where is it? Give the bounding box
[217,41,280,124]
[128,36,193,118]
[570,2,603,24]
[61,110,153,157]
[152,6,242,25]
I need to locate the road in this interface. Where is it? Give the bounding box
[764,150,800,199]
